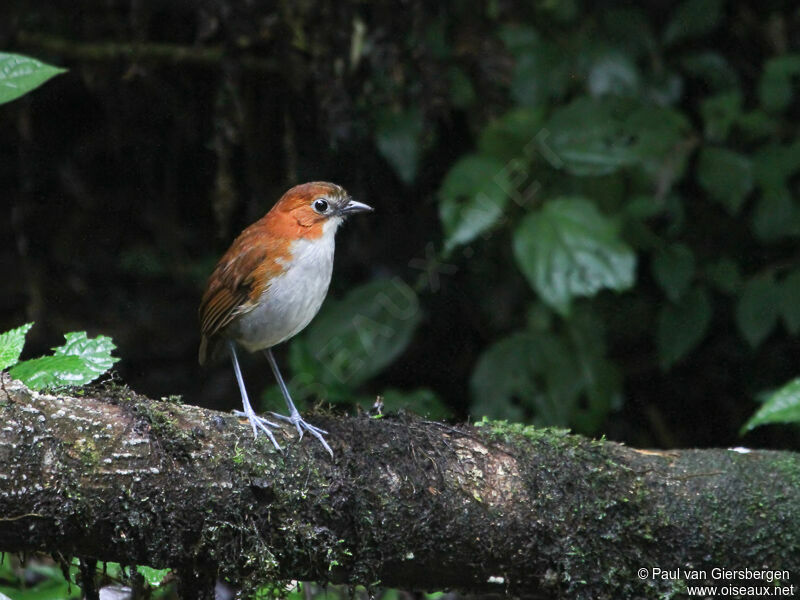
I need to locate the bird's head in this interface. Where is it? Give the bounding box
[270,181,373,238]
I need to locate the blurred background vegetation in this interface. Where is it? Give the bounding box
[2,0,800,458]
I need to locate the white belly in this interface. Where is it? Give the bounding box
[229,234,335,352]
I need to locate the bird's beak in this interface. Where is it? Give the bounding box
[340,198,374,215]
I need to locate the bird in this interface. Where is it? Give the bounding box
[198,181,373,456]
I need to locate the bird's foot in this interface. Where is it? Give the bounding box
[269,410,333,457]
[233,409,282,452]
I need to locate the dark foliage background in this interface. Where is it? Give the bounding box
[2,0,800,453]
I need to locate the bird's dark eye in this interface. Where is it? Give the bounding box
[313,198,329,214]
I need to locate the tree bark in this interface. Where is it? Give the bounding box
[0,373,798,599]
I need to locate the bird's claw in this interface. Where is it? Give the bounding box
[269,411,333,457]
[233,409,282,452]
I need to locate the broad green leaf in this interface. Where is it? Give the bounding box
[306,279,421,388]
[512,197,636,314]
[681,52,739,91]
[0,322,33,370]
[705,257,741,295]
[700,91,742,142]
[752,141,800,190]
[470,331,578,426]
[447,66,476,109]
[652,243,695,301]
[664,0,724,45]
[508,40,570,107]
[735,276,780,347]
[697,147,753,215]
[542,97,690,176]
[137,566,172,587]
[657,286,712,369]
[0,52,66,105]
[439,154,510,252]
[588,52,640,97]
[9,332,119,390]
[742,378,800,432]
[477,107,546,163]
[752,188,800,241]
[470,312,620,432]
[378,388,452,420]
[780,269,800,335]
[758,54,800,112]
[375,108,423,184]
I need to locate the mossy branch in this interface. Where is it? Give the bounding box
[0,373,798,599]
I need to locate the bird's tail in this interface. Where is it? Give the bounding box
[198,335,209,365]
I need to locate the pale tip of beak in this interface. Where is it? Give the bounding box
[342,199,374,215]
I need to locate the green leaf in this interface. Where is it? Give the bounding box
[378,388,452,420]
[700,91,742,142]
[439,154,510,252]
[735,276,780,347]
[587,52,640,97]
[470,331,578,426]
[779,269,800,335]
[375,108,423,184]
[542,97,690,176]
[742,378,800,433]
[664,0,724,45]
[652,243,695,301]
[137,566,172,587]
[447,66,476,109]
[0,322,34,370]
[306,279,421,388]
[508,40,570,107]
[704,257,741,295]
[758,54,800,112]
[657,286,712,369]
[696,147,753,215]
[0,52,66,105]
[477,107,546,163]
[9,331,119,390]
[752,188,800,241]
[681,52,739,91]
[470,311,621,432]
[512,197,636,314]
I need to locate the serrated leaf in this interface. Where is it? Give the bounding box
[306,279,421,388]
[439,154,510,251]
[657,286,712,369]
[758,54,800,112]
[664,0,724,45]
[375,108,423,184]
[9,331,119,390]
[697,147,753,215]
[735,276,780,347]
[0,322,34,370]
[0,52,66,105]
[652,243,695,301]
[542,97,690,176]
[742,378,800,432]
[779,270,800,335]
[512,197,636,315]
